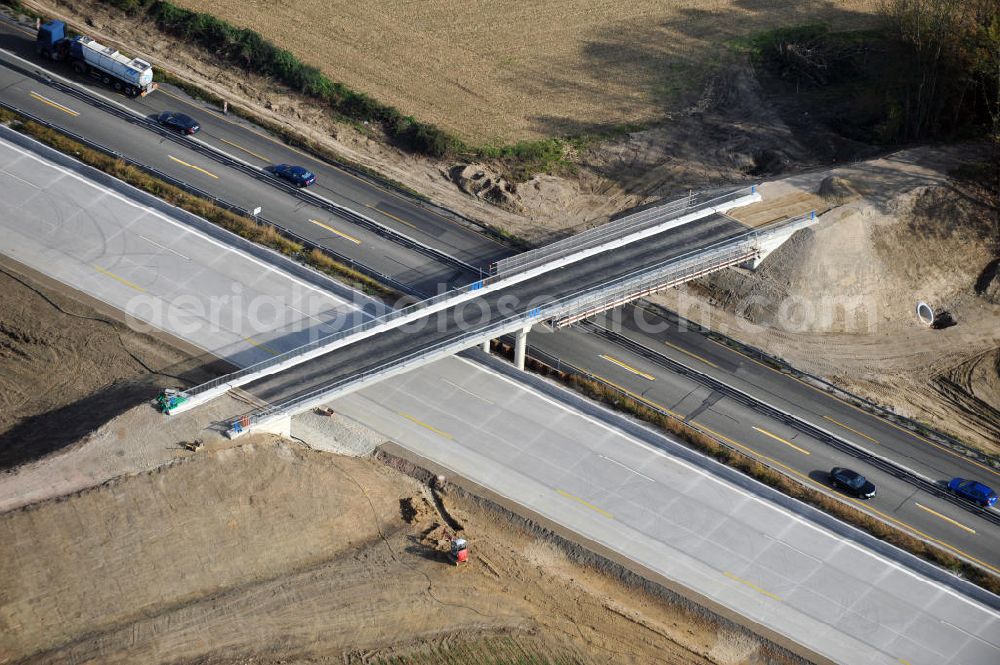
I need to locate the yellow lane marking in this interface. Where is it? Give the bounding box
[899,660,913,665]
[148,83,508,248]
[752,426,811,455]
[93,265,145,292]
[591,374,682,418]
[400,412,453,439]
[724,572,782,601]
[694,422,1000,576]
[706,337,1000,480]
[167,155,219,179]
[695,422,808,479]
[30,91,79,116]
[366,203,417,229]
[599,354,656,381]
[914,503,976,535]
[856,499,999,575]
[557,489,613,519]
[243,336,278,356]
[663,339,719,368]
[309,219,361,244]
[218,137,269,161]
[824,415,879,444]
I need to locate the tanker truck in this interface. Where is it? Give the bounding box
[35,20,156,97]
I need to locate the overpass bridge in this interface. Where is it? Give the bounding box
[166,186,816,437]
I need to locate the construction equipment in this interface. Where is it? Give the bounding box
[449,537,468,565]
[156,388,188,414]
[182,439,204,452]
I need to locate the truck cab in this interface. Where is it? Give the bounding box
[35,19,70,60]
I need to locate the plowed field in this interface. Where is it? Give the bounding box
[173,0,877,142]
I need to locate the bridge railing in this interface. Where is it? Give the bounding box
[225,225,798,434]
[489,186,757,277]
[184,187,759,399]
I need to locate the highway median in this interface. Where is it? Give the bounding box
[490,339,1000,596]
[0,106,401,301]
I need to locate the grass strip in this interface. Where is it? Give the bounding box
[1,110,399,299]
[489,341,1000,596]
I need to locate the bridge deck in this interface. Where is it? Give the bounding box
[243,213,747,404]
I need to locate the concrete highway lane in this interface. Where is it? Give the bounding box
[0,20,512,270]
[2,12,998,580]
[0,54,471,292]
[0,135,369,365]
[333,356,1000,665]
[523,317,1000,571]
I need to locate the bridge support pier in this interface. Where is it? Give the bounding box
[514,325,531,371]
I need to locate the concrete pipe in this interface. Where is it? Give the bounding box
[915,301,935,326]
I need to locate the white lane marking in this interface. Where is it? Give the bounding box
[0,140,357,310]
[598,455,655,482]
[442,378,495,404]
[286,304,330,325]
[138,234,191,260]
[938,619,996,646]
[452,357,995,610]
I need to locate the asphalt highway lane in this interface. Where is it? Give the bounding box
[1,14,997,580]
[0,21,512,271]
[4,129,998,665]
[525,316,1000,571]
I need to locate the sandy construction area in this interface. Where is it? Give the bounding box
[0,440,786,664]
[0,247,798,664]
[169,0,876,143]
[654,145,1000,455]
[0,256,226,470]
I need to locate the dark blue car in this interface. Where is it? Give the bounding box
[273,164,316,187]
[156,111,200,135]
[948,478,997,508]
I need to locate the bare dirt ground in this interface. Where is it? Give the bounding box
[0,256,227,470]
[164,0,876,144]
[654,146,1000,455]
[0,439,796,665]
[0,249,800,664]
[19,0,876,243]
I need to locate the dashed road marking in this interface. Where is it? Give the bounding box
[752,426,811,455]
[168,154,219,179]
[30,91,79,116]
[600,354,656,381]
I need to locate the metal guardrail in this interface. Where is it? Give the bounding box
[0,100,422,298]
[225,301,549,435]
[576,322,1000,529]
[552,241,758,326]
[223,223,806,433]
[181,190,766,399]
[187,218,772,400]
[550,211,820,326]
[0,51,478,277]
[489,186,757,277]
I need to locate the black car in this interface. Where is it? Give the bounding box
[829,467,876,499]
[157,111,200,135]
[272,163,317,187]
